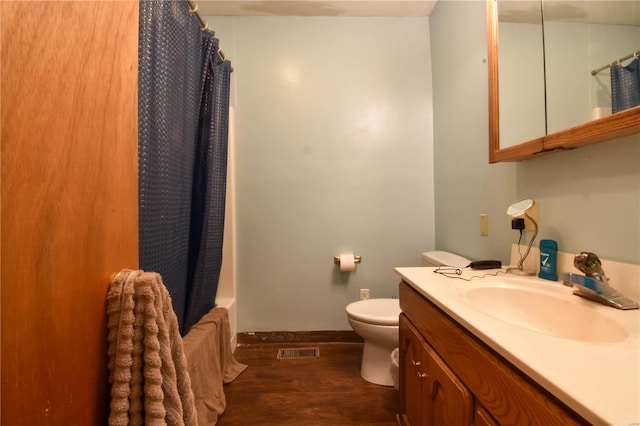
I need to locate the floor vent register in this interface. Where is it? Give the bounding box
[276,347,320,360]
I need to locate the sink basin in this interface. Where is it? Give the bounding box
[462,285,628,343]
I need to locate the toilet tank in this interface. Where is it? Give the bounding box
[422,251,471,267]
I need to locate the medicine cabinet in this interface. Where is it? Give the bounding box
[487,0,640,163]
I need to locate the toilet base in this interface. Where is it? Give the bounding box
[359,341,395,386]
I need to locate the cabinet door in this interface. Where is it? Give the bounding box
[474,403,499,426]
[399,314,425,426]
[400,314,473,426]
[423,342,473,426]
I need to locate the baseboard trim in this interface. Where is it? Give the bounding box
[237,330,363,345]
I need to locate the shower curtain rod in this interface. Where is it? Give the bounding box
[187,0,234,72]
[591,50,639,75]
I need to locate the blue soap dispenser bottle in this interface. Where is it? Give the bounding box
[538,239,558,281]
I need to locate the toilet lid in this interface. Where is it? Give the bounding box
[346,298,401,326]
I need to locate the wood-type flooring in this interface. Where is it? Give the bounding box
[216,342,399,426]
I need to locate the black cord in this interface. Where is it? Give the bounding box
[433,266,506,281]
[517,229,524,264]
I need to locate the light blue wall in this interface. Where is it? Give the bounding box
[207,3,640,332]
[206,17,435,331]
[430,1,518,264]
[431,1,640,266]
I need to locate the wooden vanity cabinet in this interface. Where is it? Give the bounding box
[399,314,473,426]
[398,281,588,426]
[474,404,500,426]
[399,314,424,426]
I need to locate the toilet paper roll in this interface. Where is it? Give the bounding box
[339,253,356,272]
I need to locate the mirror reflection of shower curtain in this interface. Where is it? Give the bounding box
[138,0,231,335]
[611,57,640,114]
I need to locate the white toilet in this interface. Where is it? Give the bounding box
[346,298,401,386]
[345,251,470,386]
[421,250,471,268]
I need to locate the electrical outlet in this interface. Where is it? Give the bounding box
[524,203,539,231]
[359,289,370,300]
[480,214,489,236]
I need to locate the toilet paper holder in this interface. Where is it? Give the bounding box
[334,255,362,264]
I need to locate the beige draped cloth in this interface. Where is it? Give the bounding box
[183,308,247,425]
[106,270,198,426]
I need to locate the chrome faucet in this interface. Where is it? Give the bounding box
[560,252,638,310]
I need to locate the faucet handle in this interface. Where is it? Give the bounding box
[574,252,609,284]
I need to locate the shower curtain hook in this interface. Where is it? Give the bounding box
[201,22,209,31]
[189,3,198,13]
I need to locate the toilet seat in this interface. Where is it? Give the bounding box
[346,298,400,326]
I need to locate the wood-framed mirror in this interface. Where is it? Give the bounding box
[487,0,640,163]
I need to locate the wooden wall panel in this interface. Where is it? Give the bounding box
[1,1,139,424]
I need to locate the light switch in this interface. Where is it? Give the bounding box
[480,214,489,236]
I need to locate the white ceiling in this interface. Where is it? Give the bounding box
[197,0,439,17]
[196,0,639,25]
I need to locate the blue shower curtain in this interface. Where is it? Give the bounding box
[185,32,231,332]
[611,57,640,114]
[138,0,231,334]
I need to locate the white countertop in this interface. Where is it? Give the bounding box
[395,266,640,426]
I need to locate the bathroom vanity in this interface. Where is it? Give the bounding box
[395,267,639,426]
